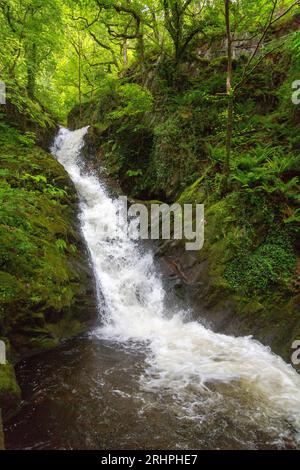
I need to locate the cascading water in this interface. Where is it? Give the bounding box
[6,126,300,450]
[51,127,300,443]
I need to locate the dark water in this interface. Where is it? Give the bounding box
[4,334,296,450]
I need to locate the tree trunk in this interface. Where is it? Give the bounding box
[77,38,82,120]
[26,43,37,99]
[225,96,233,177]
[224,0,233,179]
[137,30,145,76]
[122,40,128,67]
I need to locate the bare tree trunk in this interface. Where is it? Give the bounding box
[77,36,83,120]
[225,96,234,177]
[123,40,128,67]
[224,0,233,179]
[137,27,145,76]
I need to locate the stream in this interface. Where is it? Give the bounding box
[5,127,300,450]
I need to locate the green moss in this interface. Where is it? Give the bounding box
[46,316,84,342]
[177,174,207,205]
[0,272,24,305]
[225,229,297,294]
[0,363,21,410]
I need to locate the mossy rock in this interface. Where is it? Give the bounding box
[0,363,21,414]
[0,124,97,358]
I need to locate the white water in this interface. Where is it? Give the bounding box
[52,126,300,442]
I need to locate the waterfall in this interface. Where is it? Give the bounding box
[52,126,300,442]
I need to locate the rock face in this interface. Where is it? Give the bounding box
[4,100,58,151]
[0,127,97,422]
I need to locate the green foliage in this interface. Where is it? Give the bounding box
[144,86,222,197]
[229,145,300,202]
[15,131,36,148]
[126,169,143,177]
[55,239,67,252]
[291,30,300,57]
[0,122,36,148]
[225,229,297,295]
[0,363,21,409]
[21,173,47,184]
[109,84,153,120]
[0,272,24,304]
[284,208,300,227]
[208,145,226,165]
